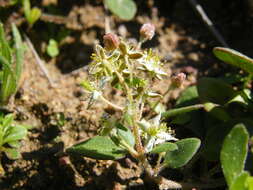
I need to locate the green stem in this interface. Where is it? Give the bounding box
[115,71,133,102]
[120,139,139,158]
[152,86,173,111]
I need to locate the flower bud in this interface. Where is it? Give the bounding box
[103,33,120,51]
[140,23,155,40]
[171,73,186,88]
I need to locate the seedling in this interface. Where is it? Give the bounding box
[0,114,28,175]
[67,24,201,188]
[22,0,41,27]
[46,39,59,58]
[0,23,25,105]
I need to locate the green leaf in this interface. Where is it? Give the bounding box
[28,8,41,26]
[116,123,135,147]
[0,23,12,63]
[2,114,14,129]
[80,80,95,92]
[171,114,191,125]
[12,23,25,85]
[0,55,17,104]
[221,124,249,186]
[4,148,21,160]
[203,102,231,122]
[151,142,178,154]
[8,141,21,148]
[3,125,27,143]
[162,104,203,119]
[176,86,199,107]
[213,47,253,74]
[231,171,249,190]
[66,136,127,160]
[46,39,59,58]
[105,0,137,20]
[203,123,232,161]
[247,176,253,190]
[164,138,201,168]
[23,0,31,18]
[197,77,236,105]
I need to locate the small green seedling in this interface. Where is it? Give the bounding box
[67,24,200,188]
[46,39,59,58]
[22,0,41,27]
[0,114,28,175]
[0,23,25,105]
[104,0,137,20]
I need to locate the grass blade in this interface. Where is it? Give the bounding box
[12,23,24,84]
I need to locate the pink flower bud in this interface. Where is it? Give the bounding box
[103,33,120,51]
[140,23,155,40]
[171,73,186,88]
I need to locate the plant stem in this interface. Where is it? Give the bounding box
[114,71,132,102]
[152,86,173,111]
[120,140,139,158]
[114,70,144,154]
[153,152,165,176]
[124,55,133,83]
[100,95,124,111]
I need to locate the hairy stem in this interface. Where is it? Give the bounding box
[100,95,124,111]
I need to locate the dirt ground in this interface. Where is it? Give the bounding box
[0,0,252,189]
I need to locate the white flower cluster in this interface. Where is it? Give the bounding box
[138,113,177,152]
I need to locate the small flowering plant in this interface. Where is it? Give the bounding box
[67,24,201,188]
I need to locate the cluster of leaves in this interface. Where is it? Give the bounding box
[0,114,28,175]
[165,47,253,189]
[0,22,25,105]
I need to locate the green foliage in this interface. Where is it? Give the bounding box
[197,77,236,105]
[46,39,59,58]
[164,138,200,168]
[213,47,253,75]
[150,142,178,154]
[66,136,127,160]
[115,123,135,147]
[0,114,27,163]
[22,0,41,27]
[104,0,137,20]
[0,23,25,105]
[230,172,250,190]
[162,104,203,119]
[221,124,249,187]
[175,85,199,107]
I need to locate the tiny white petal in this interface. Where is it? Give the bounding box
[152,113,162,126]
[92,91,101,100]
[157,132,178,142]
[145,137,156,152]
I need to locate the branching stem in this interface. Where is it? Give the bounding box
[100,95,124,111]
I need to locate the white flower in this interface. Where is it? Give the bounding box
[138,113,177,152]
[137,50,167,79]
